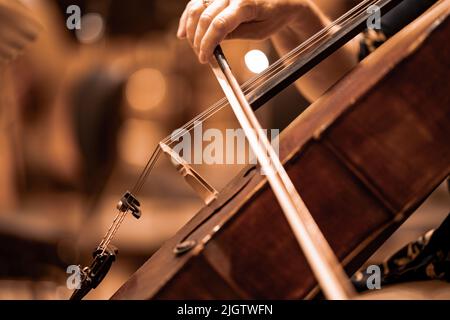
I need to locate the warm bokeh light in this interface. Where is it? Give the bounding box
[75,13,105,44]
[125,68,167,112]
[244,49,269,74]
[119,119,163,167]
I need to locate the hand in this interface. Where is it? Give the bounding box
[177,0,313,64]
[0,0,41,63]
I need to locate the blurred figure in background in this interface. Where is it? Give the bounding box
[0,0,40,212]
[0,0,224,299]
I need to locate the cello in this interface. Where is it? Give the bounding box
[72,0,450,300]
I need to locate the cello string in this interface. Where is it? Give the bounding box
[98,210,122,249]
[100,211,127,252]
[132,0,377,194]
[136,0,374,171]
[145,0,375,161]
[104,0,383,249]
[131,0,378,194]
[111,0,381,249]
[206,0,374,95]
[101,211,128,253]
[219,0,375,92]
[162,0,376,146]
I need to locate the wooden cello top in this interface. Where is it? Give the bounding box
[112,0,450,300]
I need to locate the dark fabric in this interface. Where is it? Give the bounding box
[352,214,450,292]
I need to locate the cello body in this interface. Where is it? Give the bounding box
[112,1,450,299]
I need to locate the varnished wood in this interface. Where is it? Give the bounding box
[112,1,450,300]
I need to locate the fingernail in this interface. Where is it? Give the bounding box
[177,30,185,39]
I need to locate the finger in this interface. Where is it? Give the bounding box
[186,1,206,48]
[199,3,255,63]
[193,0,228,51]
[177,2,192,39]
[177,9,189,38]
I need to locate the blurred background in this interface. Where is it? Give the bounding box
[0,0,447,300]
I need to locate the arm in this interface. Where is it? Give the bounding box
[270,2,359,101]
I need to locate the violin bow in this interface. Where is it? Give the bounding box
[210,46,356,300]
